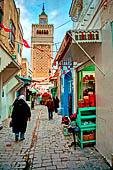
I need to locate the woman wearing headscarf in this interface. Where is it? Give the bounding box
[11,95,31,142]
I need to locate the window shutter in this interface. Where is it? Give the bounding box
[0,9,3,24]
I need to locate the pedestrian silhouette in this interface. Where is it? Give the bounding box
[11,95,31,142]
[31,98,34,109]
[13,95,19,107]
[55,96,59,113]
[52,96,57,113]
[46,97,54,120]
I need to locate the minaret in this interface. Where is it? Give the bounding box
[31,4,54,82]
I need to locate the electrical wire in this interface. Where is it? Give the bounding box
[55,20,72,29]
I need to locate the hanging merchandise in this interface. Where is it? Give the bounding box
[63,70,66,74]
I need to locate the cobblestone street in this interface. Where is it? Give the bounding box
[0,105,111,170]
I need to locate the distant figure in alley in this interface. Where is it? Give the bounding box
[31,97,35,109]
[46,96,54,120]
[11,95,31,142]
[55,96,59,113]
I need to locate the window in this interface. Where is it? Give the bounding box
[9,19,15,48]
[0,0,3,24]
[0,9,3,24]
[37,30,49,34]
[17,43,20,54]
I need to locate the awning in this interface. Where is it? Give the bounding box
[17,76,31,86]
[64,40,101,63]
[56,29,105,76]
[0,46,21,86]
[6,76,24,93]
[59,30,102,63]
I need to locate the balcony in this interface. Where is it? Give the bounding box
[72,29,101,43]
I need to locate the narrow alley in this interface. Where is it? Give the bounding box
[0,105,110,170]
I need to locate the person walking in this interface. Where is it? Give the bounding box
[31,97,34,109]
[11,95,31,142]
[13,95,20,106]
[52,96,57,113]
[56,96,59,113]
[46,97,54,120]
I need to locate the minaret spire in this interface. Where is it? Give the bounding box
[42,3,45,13]
[41,3,46,15]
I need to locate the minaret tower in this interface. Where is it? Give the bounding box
[31,4,54,82]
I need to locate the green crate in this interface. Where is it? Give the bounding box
[63,127,72,136]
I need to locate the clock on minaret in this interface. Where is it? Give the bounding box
[41,19,45,24]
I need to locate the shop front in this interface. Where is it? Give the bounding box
[60,61,74,117]
[51,87,57,98]
[63,29,102,148]
[77,64,96,148]
[64,70,74,117]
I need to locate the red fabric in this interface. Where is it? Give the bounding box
[90,32,92,40]
[53,74,56,77]
[37,47,44,52]
[79,103,85,108]
[28,118,31,122]
[70,113,77,120]
[23,39,30,48]
[45,52,53,59]
[63,70,65,74]
[84,99,89,104]
[89,94,95,107]
[0,24,12,33]
[49,76,52,80]
[68,67,71,70]
[54,59,56,66]
[82,32,84,40]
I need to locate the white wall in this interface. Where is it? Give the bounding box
[1,85,8,121]
[96,22,113,166]
[0,73,2,120]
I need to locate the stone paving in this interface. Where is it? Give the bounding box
[0,105,111,170]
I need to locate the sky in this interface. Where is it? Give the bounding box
[14,0,73,66]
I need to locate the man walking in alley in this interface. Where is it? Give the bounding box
[46,96,54,120]
[11,95,31,142]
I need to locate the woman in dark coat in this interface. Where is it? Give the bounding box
[11,95,31,141]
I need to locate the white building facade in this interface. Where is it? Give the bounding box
[69,0,113,166]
